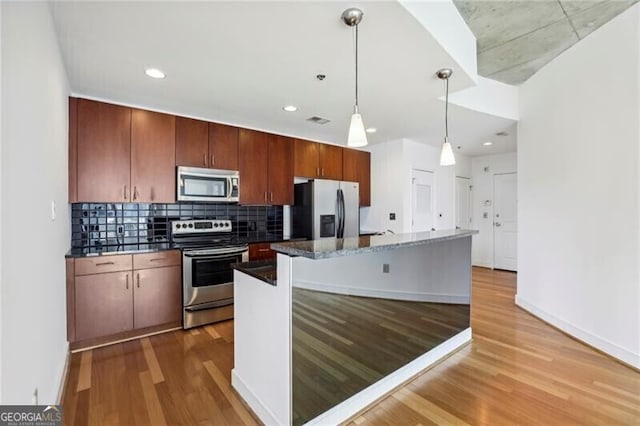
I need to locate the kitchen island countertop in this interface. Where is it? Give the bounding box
[271,229,478,260]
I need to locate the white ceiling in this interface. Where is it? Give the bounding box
[50,1,517,157]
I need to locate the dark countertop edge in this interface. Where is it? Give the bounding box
[232,260,277,286]
[65,236,300,258]
[271,230,479,260]
[65,245,177,258]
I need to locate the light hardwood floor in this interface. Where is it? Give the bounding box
[61,267,640,425]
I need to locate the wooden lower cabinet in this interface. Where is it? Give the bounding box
[75,271,134,341]
[133,266,182,329]
[249,243,276,261]
[69,251,182,347]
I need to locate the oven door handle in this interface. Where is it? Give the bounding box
[184,250,247,259]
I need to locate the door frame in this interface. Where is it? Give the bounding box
[455,176,471,230]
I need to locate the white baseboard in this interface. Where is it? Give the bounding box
[472,260,493,269]
[55,343,70,404]
[231,369,282,426]
[515,295,640,369]
[305,328,472,426]
[293,280,470,304]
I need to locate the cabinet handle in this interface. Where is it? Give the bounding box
[149,258,165,262]
[123,185,128,201]
[264,192,267,201]
[316,167,320,177]
[211,154,214,166]
[203,153,207,166]
[321,168,325,177]
[270,192,273,202]
[137,273,140,288]
[95,261,115,266]
[126,274,129,290]
[258,248,270,252]
[133,186,138,201]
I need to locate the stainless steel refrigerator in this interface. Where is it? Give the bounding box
[291,179,359,240]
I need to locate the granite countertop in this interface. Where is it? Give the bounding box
[65,243,176,258]
[232,260,277,286]
[66,235,298,258]
[271,229,479,260]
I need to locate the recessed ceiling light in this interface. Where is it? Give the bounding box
[365,127,377,133]
[483,141,493,146]
[283,105,298,112]
[145,68,166,79]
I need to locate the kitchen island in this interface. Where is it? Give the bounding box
[232,230,477,425]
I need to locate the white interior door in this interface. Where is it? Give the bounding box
[455,177,471,230]
[411,169,434,232]
[494,173,517,271]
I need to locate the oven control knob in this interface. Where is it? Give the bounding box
[214,223,219,228]
[175,224,181,229]
[188,223,193,228]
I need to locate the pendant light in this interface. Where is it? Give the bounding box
[436,68,455,166]
[342,8,368,147]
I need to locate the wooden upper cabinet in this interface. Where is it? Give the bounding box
[319,143,343,180]
[69,98,78,202]
[239,129,269,204]
[293,138,320,178]
[343,148,371,206]
[76,99,131,202]
[175,116,209,168]
[131,109,176,203]
[268,136,294,205]
[293,138,343,180]
[209,123,239,170]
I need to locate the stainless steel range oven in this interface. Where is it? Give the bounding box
[171,219,248,329]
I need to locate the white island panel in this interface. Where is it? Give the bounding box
[232,254,292,425]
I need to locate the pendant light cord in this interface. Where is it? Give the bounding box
[355,24,359,110]
[444,77,449,139]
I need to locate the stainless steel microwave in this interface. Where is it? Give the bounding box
[177,166,239,202]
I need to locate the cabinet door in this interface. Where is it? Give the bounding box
[175,116,209,168]
[75,271,133,341]
[268,135,294,205]
[293,139,319,178]
[319,144,343,180]
[77,99,131,202]
[209,123,239,170]
[238,129,269,204]
[343,148,371,206]
[133,266,182,329]
[131,109,176,203]
[69,97,78,202]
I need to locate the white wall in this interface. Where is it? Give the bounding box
[360,140,406,233]
[517,5,640,368]
[360,139,471,234]
[470,153,517,267]
[1,2,70,403]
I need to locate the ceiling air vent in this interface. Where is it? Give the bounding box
[307,116,331,125]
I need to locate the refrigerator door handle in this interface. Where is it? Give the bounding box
[337,188,345,238]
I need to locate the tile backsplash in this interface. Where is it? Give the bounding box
[71,203,283,248]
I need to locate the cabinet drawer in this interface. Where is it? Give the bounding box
[249,243,276,261]
[133,250,181,270]
[75,254,132,276]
